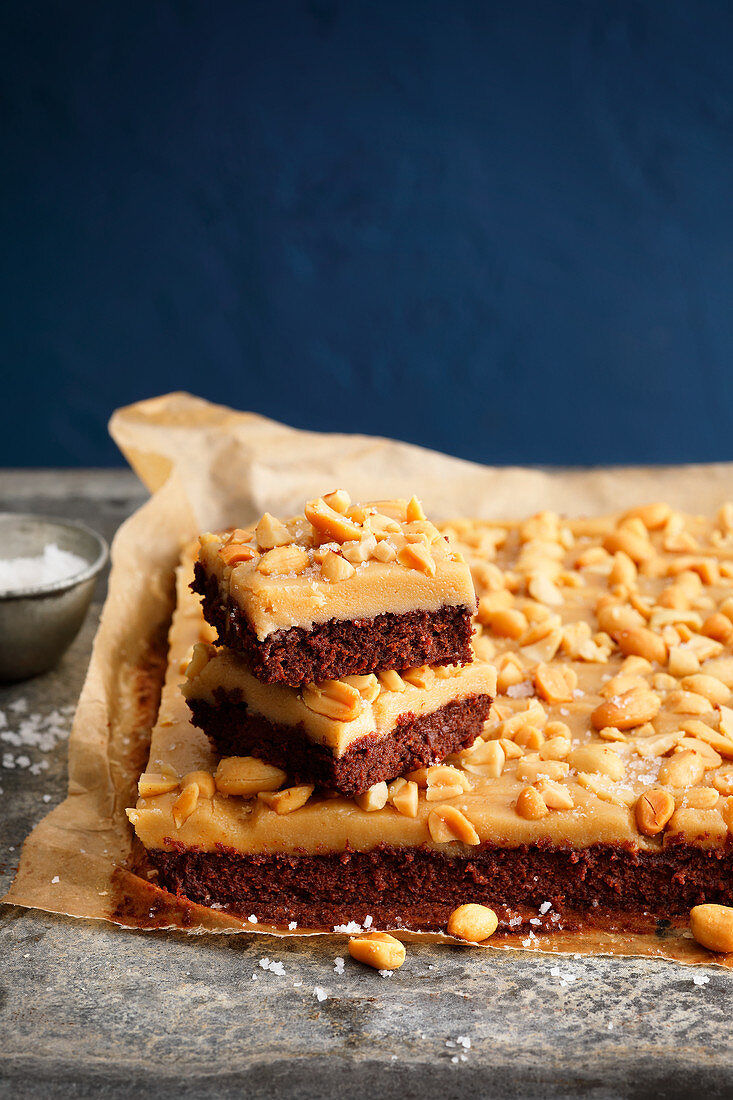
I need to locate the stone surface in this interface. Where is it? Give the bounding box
[1,470,733,1099]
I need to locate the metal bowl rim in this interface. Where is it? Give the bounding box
[0,512,109,601]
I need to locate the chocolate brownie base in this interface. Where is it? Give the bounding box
[192,562,474,685]
[148,840,733,933]
[188,692,492,795]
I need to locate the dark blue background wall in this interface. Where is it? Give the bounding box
[3,1,733,467]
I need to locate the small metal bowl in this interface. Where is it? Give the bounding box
[0,513,108,682]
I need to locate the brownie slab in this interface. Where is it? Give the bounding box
[193,491,477,685]
[188,693,492,796]
[130,503,733,936]
[149,841,733,933]
[193,561,474,684]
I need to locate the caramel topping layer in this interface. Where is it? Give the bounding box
[130,504,733,856]
[198,492,476,639]
[183,644,496,756]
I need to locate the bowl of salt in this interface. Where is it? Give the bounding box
[0,514,108,682]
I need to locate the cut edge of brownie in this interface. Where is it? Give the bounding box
[188,692,492,795]
[192,561,475,685]
[147,840,733,934]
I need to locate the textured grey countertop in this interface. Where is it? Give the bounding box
[1,470,732,1100]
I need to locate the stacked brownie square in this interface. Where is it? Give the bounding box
[184,490,495,796]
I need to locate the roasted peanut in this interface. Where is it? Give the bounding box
[516,786,548,820]
[302,679,364,721]
[214,756,286,797]
[355,782,389,812]
[591,689,661,730]
[348,932,406,970]
[658,749,706,788]
[138,772,179,798]
[447,904,498,943]
[255,512,292,549]
[615,627,667,666]
[320,550,356,582]
[428,805,480,845]
[635,789,675,836]
[690,904,733,954]
[533,663,577,705]
[258,785,314,814]
[172,783,199,828]
[256,545,310,576]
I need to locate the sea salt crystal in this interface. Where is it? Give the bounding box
[457,1036,471,1049]
[539,902,552,915]
[314,986,328,1002]
[288,921,298,930]
[549,965,577,986]
[378,969,393,978]
[0,544,88,595]
[333,921,363,934]
[506,681,534,699]
[334,957,345,974]
[51,876,59,884]
[248,914,258,923]
[258,957,285,975]
[692,973,710,987]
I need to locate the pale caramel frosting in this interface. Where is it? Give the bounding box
[130,503,733,857]
[182,642,496,757]
[198,491,476,640]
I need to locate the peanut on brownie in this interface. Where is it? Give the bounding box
[192,491,477,686]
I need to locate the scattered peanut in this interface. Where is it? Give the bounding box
[591,689,661,730]
[256,545,310,576]
[516,786,548,820]
[348,932,406,970]
[690,904,733,954]
[447,904,499,943]
[355,782,389,812]
[258,785,314,814]
[428,805,480,844]
[302,679,364,721]
[320,550,356,582]
[214,757,286,797]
